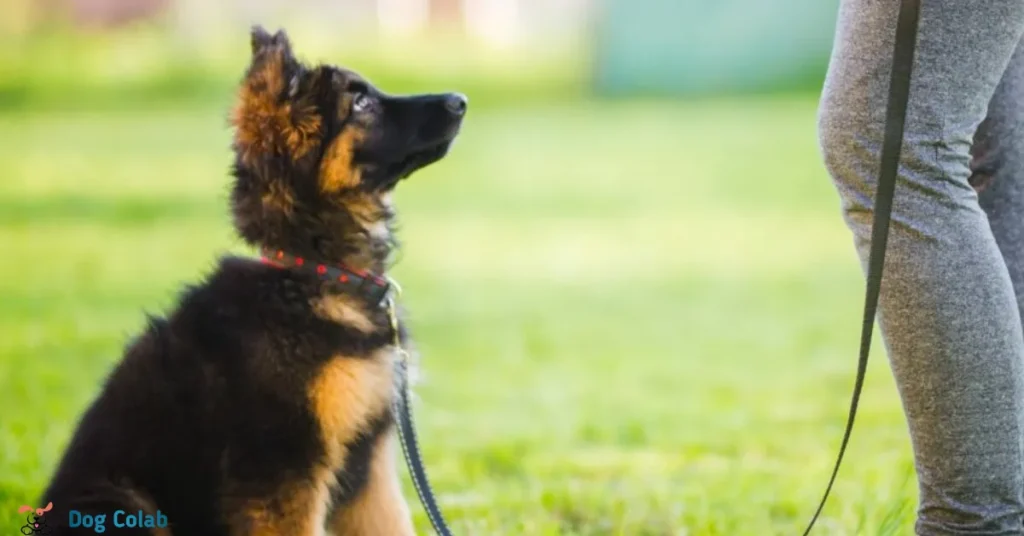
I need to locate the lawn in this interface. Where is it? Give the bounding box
[0,96,916,535]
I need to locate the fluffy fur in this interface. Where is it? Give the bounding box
[39,26,466,536]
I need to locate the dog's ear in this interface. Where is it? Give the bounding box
[233,26,322,163]
[245,26,299,94]
[250,26,292,59]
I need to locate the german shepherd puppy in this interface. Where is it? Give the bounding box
[40,26,466,535]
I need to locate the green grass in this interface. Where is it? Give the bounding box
[0,96,917,535]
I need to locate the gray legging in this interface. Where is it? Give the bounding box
[819,1,1024,534]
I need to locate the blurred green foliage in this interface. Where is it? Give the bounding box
[0,25,589,111]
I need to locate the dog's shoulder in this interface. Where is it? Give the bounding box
[164,255,392,364]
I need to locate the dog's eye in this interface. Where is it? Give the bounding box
[351,93,373,113]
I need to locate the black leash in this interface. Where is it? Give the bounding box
[388,298,454,536]
[394,360,452,536]
[802,0,921,533]
[393,356,454,536]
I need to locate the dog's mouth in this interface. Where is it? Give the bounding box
[377,133,459,188]
[400,139,453,175]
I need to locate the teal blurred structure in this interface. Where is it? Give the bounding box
[592,0,840,96]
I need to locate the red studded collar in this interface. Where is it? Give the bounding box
[259,246,393,306]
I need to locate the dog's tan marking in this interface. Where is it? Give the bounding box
[328,433,415,536]
[261,180,296,215]
[323,190,392,272]
[309,352,396,470]
[281,104,323,158]
[227,480,330,536]
[311,295,375,333]
[231,41,322,162]
[342,192,386,226]
[232,89,322,162]
[340,191,390,241]
[320,128,367,192]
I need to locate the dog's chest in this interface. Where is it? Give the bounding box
[307,348,397,468]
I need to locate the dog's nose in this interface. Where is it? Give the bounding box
[444,93,468,116]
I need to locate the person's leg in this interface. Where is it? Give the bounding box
[818,1,1024,534]
[976,38,1024,315]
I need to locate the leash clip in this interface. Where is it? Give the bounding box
[384,284,410,367]
[385,276,403,298]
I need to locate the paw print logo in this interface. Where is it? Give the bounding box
[18,502,53,535]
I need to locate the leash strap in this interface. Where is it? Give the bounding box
[394,359,454,536]
[387,297,454,536]
[802,0,921,533]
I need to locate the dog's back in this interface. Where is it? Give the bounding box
[43,261,252,535]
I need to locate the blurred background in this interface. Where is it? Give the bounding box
[0,1,917,534]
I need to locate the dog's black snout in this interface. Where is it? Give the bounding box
[444,93,468,116]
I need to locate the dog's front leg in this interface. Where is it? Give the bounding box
[224,480,330,536]
[328,433,416,536]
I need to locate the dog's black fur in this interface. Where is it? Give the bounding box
[39,26,466,536]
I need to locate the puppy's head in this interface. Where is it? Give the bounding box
[230,27,466,269]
